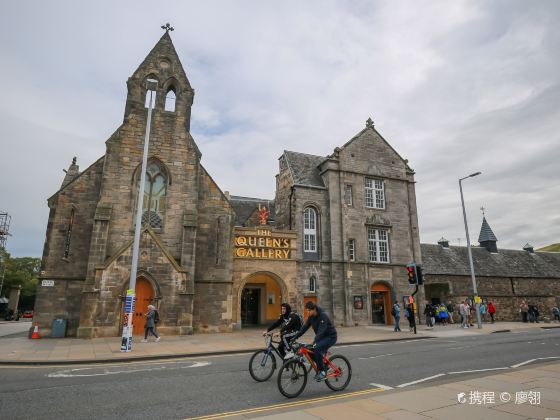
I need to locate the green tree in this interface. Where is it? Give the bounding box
[0,248,40,308]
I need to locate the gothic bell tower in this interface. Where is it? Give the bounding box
[123,24,195,132]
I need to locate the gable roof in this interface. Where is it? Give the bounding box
[421,243,560,278]
[283,151,326,188]
[229,196,275,226]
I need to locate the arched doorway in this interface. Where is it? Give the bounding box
[133,277,154,335]
[239,272,286,327]
[371,282,392,325]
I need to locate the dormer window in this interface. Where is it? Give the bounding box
[165,89,176,112]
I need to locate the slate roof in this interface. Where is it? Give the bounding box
[421,243,560,279]
[283,151,326,188]
[478,217,498,243]
[229,196,275,227]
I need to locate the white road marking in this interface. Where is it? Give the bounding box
[359,353,393,360]
[511,356,560,369]
[396,374,445,388]
[448,367,509,375]
[369,382,394,390]
[47,360,211,378]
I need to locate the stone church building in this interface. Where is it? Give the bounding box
[35,32,422,337]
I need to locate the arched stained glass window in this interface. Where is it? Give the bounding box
[134,160,168,228]
[164,89,176,112]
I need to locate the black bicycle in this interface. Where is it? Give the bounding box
[249,333,311,382]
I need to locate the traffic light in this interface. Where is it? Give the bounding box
[406,264,416,284]
[416,265,424,285]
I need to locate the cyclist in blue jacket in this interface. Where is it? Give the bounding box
[292,301,337,381]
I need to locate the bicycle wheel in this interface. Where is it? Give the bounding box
[325,355,352,391]
[249,350,276,382]
[277,359,308,398]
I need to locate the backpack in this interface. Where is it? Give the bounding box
[293,312,304,330]
[391,305,397,316]
[154,310,160,324]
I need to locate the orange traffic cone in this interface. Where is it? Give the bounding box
[31,322,40,339]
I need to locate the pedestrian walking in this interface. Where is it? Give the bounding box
[446,300,455,324]
[488,301,496,323]
[520,301,529,323]
[405,304,415,331]
[392,300,401,332]
[553,306,560,322]
[424,302,433,328]
[438,304,448,325]
[468,301,474,326]
[142,304,161,342]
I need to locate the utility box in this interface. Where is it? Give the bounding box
[51,318,67,338]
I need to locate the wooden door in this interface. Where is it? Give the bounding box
[133,278,154,335]
[303,296,317,321]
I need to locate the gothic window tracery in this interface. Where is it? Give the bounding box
[134,160,168,229]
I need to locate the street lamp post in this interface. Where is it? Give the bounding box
[459,171,482,329]
[120,78,158,352]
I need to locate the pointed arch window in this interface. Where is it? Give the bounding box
[134,160,168,229]
[309,275,316,293]
[165,89,176,112]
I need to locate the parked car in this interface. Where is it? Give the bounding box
[22,310,34,318]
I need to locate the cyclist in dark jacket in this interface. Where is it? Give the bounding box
[264,303,302,359]
[292,301,337,381]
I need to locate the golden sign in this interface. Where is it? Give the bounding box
[234,229,291,259]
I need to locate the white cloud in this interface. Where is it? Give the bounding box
[0,0,559,256]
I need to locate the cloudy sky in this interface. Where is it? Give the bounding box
[1,0,559,257]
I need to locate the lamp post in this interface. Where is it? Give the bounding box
[459,171,482,329]
[120,78,158,352]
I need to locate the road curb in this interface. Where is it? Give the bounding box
[541,325,560,329]
[491,329,511,333]
[0,335,434,366]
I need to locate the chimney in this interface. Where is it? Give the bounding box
[437,237,450,248]
[224,191,230,199]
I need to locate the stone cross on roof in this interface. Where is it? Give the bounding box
[161,23,174,32]
[366,117,374,128]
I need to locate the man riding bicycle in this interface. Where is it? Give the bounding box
[263,303,302,359]
[292,301,337,381]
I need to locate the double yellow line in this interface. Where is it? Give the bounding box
[187,387,385,419]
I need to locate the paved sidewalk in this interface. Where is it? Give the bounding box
[0,321,554,364]
[241,361,560,420]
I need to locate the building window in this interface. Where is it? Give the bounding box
[365,178,385,209]
[303,207,317,252]
[134,161,168,229]
[368,228,389,263]
[348,239,355,261]
[164,89,176,112]
[309,276,316,293]
[63,208,75,258]
[345,185,353,206]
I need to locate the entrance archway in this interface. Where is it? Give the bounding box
[238,272,287,328]
[133,277,154,335]
[371,282,392,325]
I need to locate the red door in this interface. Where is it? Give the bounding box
[133,278,154,335]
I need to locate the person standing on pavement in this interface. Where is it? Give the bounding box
[552,306,560,322]
[392,300,401,332]
[479,302,487,323]
[532,305,540,323]
[487,301,496,323]
[405,304,415,331]
[459,300,469,328]
[446,300,455,324]
[520,301,529,323]
[142,304,161,342]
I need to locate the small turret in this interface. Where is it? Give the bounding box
[478,216,498,253]
[61,157,79,189]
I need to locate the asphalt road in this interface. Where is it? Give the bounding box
[1,328,559,420]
